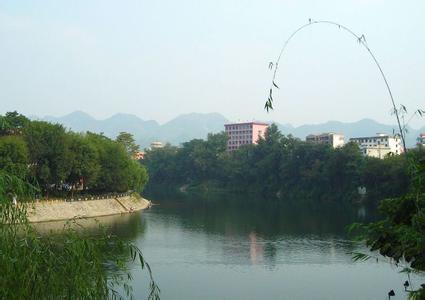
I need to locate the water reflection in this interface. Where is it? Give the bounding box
[138,190,373,270]
[32,189,424,299]
[134,190,423,300]
[32,212,147,240]
[249,232,263,265]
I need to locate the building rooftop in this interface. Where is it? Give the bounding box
[350,133,399,140]
[307,132,343,136]
[224,121,269,126]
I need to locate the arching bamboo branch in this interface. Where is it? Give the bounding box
[265,20,407,153]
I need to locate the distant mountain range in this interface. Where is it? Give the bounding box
[35,111,228,148]
[33,111,424,148]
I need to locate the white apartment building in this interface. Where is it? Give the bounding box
[225,122,269,151]
[306,133,345,148]
[150,141,164,149]
[349,133,402,159]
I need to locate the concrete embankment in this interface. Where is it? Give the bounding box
[27,195,151,223]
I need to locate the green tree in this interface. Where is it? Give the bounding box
[353,148,425,298]
[360,154,409,204]
[322,142,363,202]
[127,159,149,193]
[143,145,180,184]
[254,124,285,196]
[116,132,140,157]
[88,132,148,193]
[67,133,100,192]
[0,111,29,136]
[0,136,29,178]
[24,121,70,196]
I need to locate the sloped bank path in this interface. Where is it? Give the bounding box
[27,195,151,223]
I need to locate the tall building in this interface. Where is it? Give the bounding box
[417,133,425,146]
[225,122,268,151]
[306,133,345,148]
[349,133,402,159]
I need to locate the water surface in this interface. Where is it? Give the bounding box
[35,192,423,299]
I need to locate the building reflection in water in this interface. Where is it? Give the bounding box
[249,232,264,265]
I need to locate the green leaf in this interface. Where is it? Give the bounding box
[351,252,371,262]
[268,62,274,70]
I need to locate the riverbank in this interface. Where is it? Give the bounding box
[26,195,151,223]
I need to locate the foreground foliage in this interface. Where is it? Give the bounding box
[0,171,160,299]
[352,149,425,298]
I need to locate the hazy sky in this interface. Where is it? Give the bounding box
[0,0,424,128]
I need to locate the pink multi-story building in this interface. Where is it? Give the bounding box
[225,122,269,151]
[418,133,425,146]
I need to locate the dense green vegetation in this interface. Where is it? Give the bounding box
[353,149,425,298]
[0,111,158,299]
[143,124,416,207]
[116,131,141,157]
[0,111,148,197]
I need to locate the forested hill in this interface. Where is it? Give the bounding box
[33,111,423,148]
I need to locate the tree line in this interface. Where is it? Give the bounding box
[0,111,148,197]
[143,124,423,206]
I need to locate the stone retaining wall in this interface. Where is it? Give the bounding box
[26,195,150,223]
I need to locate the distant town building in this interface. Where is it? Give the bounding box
[305,133,345,148]
[150,141,164,149]
[133,150,145,160]
[225,122,269,151]
[349,133,402,159]
[417,133,425,146]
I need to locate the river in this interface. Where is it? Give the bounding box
[34,191,423,299]
[132,190,425,300]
